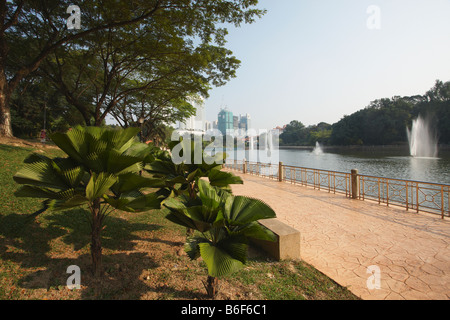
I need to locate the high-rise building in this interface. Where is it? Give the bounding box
[204,120,212,132]
[178,97,205,134]
[218,108,234,135]
[239,113,251,131]
[233,116,239,130]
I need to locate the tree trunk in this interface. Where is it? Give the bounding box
[0,74,13,137]
[90,199,103,277]
[203,276,219,299]
[185,182,197,237]
[186,227,195,237]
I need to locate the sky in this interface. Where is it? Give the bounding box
[203,0,450,130]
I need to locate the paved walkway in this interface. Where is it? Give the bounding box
[227,171,450,300]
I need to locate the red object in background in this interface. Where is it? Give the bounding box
[40,129,46,142]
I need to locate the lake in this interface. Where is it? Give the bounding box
[228,146,450,185]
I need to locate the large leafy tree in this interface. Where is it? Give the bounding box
[164,179,276,298]
[39,8,243,129]
[111,94,196,133]
[1,0,163,137]
[13,126,164,276]
[0,0,265,137]
[10,74,85,137]
[279,120,307,145]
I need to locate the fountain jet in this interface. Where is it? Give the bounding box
[407,115,438,158]
[312,141,323,155]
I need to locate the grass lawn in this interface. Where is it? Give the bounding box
[0,140,360,300]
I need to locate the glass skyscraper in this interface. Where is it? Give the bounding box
[218,108,234,135]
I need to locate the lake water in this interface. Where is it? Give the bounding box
[228,147,450,185]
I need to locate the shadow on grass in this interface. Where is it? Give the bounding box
[0,208,204,299]
[0,144,32,152]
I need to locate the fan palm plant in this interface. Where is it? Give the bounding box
[164,179,276,298]
[146,137,243,236]
[146,138,242,197]
[13,126,164,276]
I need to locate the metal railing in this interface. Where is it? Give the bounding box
[246,161,279,181]
[358,174,449,219]
[224,159,450,219]
[283,165,352,197]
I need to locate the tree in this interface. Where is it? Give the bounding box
[307,122,332,145]
[39,10,243,129]
[9,74,84,137]
[426,80,450,102]
[110,92,197,143]
[13,126,164,276]
[0,0,168,137]
[0,0,265,137]
[279,120,306,145]
[164,179,276,298]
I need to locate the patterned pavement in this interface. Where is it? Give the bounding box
[227,171,450,300]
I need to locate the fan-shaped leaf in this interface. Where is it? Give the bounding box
[208,169,243,187]
[85,172,117,201]
[234,221,277,242]
[13,155,71,190]
[112,173,165,194]
[184,236,209,260]
[225,196,276,225]
[198,241,245,277]
[105,191,161,212]
[15,185,60,199]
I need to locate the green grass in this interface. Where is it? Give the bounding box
[0,142,360,300]
[230,259,358,300]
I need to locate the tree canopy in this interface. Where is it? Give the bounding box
[1,0,266,137]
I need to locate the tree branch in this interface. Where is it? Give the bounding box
[7,0,163,96]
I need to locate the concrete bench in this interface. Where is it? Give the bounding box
[250,218,301,261]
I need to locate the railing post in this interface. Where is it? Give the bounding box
[351,169,359,199]
[279,161,283,182]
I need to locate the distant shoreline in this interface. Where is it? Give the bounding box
[279,144,450,151]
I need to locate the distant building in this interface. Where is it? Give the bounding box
[177,98,205,135]
[233,116,239,130]
[204,120,212,131]
[218,108,234,135]
[239,113,251,131]
[274,125,286,133]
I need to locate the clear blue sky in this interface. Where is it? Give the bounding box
[204,0,450,129]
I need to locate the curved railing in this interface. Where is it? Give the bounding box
[224,159,450,219]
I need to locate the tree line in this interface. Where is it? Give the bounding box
[279,80,450,146]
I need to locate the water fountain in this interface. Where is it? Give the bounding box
[312,141,323,155]
[406,115,438,158]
